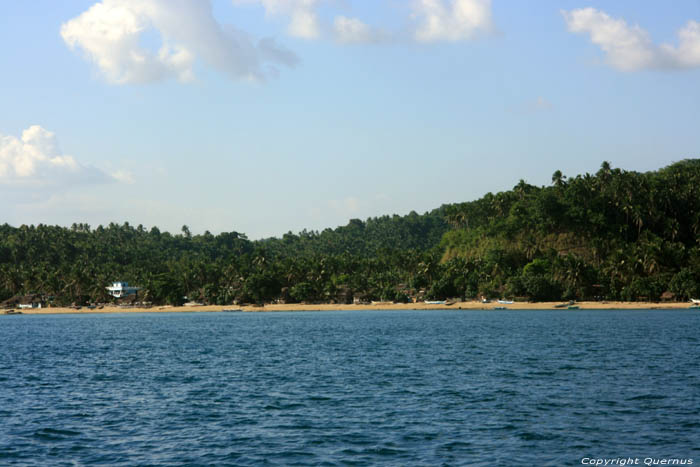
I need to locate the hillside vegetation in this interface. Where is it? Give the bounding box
[1,160,699,306]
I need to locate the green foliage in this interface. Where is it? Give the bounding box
[669,267,700,300]
[1,160,699,305]
[438,159,700,301]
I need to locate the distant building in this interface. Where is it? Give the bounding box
[106,282,140,298]
[660,291,676,302]
[3,294,46,309]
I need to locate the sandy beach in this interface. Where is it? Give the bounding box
[6,300,698,314]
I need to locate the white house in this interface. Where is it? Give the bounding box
[106,282,140,298]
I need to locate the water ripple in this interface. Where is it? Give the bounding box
[1,309,699,465]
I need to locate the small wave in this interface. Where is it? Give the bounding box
[559,365,586,370]
[274,422,315,430]
[263,402,305,411]
[33,427,81,440]
[364,446,409,456]
[518,431,559,441]
[626,394,667,401]
[401,431,440,441]
[69,444,89,452]
[307,395,331,401]
[439,440,472,451]
[614,408,643,415]
[91,374,116,382]
[339,447,364,456]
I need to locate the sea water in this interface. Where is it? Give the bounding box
[1,309,699,465]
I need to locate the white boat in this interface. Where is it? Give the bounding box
[691,298,700,305]
[497,299,514,304]
[424,300,446,305]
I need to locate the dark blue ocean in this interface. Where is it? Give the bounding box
[1,309,699,466]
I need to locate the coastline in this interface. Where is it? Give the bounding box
[7,300,699,314]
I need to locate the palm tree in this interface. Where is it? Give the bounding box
[551,170,567,187]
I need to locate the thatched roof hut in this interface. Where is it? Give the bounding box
[660,291,676,302]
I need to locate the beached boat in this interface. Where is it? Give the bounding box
[424,300,447,305]
[497,299,514,304]
[691,298,700,305]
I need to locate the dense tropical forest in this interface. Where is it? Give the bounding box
[2,160,699,306]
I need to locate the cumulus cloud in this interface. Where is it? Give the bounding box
[563,8,700,71]
[412,0,493,42]
[61,0,299,84]
[333,16,385,44]
[0,126,118,186]
[234,0,493,44]
[234,0,321,39]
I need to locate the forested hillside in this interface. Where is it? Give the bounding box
[260,209,448,259]
[441,159,700,301]
[1,160,699,306]
[0,209,448,306]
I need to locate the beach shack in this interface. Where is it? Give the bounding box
[18,294,44,309]
[106,281,140,298]
[660,291,675,302]
[0,293,46,309]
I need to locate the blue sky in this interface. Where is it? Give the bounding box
[1,0,699,238]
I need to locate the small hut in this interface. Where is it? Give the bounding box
[2,294,45,309]
[660,291,676,302]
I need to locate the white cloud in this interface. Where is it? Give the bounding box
[412,0,493,42]
[668,21,700,67]
[234,0,321,39]
[333,16,385,44]
[0,126,115,186]
[233,0,493,44]
[62,0,299,84]
[563,8,700,71]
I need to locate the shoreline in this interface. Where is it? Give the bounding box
[6,300,699,315]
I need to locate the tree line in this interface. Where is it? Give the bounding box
[1,159,699,306]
